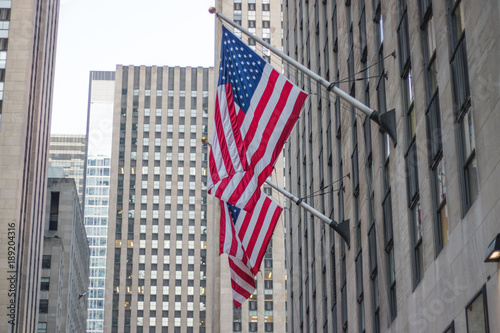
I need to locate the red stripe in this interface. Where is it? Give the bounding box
[249,80,293,167]
[236,205,254,242]
[213,91,236,177]
[225,85,248,170]
[228,213,240,257]
[245,198,271,257]
[229,258,256,289]
[250,206,282,275]
[219,200,227,256]
[208,148,220,185]
[227,168,255,206]
[243,69,280,148]
[254,90,308,190]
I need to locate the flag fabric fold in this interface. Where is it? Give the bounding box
[220,194,283,308]
[208,26,308,212]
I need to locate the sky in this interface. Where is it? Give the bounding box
[51,0,215,134]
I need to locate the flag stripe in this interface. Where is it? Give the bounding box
[250,207,282,275]
[220,195,282,308]
[228,257,255,308]
[208,29,307,212]
[243,69,280,149]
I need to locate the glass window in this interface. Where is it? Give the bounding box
[37,322,47,333]
[466,288,489,333]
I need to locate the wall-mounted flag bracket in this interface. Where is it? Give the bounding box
[265,179,350,248]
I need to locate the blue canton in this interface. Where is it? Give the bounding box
[218,26,266,114]
[227,202,241,226]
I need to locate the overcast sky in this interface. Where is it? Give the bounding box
[51,0,215,134]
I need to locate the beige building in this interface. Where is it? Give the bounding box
[38,175,90,333]
[283,0,500,332]
[103,65,214,333]
[211,1,288,332]
[49,134,87,205]
[0,0,60,332]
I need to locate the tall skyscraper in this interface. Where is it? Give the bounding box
[49,134,87,205]
[211,1,288,333]
[38,174,90,333]
[0,0,59,332]
[283,0,500,332]
[103,65,214,333]
[85,71,115,333]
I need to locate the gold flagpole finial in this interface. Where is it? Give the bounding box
[201,137,209,144]
[208,7,217,14]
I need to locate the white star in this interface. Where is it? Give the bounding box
[249,84,252,87]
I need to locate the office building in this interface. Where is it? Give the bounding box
[85,71,115,333]
[0,0,59,332]
[103,65,214,333]
[210,1,288,332]
[283,0,500,332]
[38,174,90,333]
[49,134,87,205]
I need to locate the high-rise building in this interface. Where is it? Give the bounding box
[103,65,214,333]
[0,0,59,332]
[49,134,87,205]
[211,1,288,332]
[283,0,500,332]
[84,71,115,333]
[38,174,90,333]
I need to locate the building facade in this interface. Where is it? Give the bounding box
[38,175,90,333]
[0,0,60,332]
[85,71,115,333]
[211,1,288,332]
[283,0,500,332]
[49,134,87,205]
[103,65,214,333]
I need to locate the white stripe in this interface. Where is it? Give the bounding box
[228,259,254,305]
[239,64,274,136]
[222,203,234,255]
[229,256,255,293]
[208,132,227,190]
[215,86,244,172]
[250,86,302,178]
[239,195,267,249]
[248,202,279,266]
[245,69,288,159]
[221,202,246,261]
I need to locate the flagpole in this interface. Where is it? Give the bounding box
[209,7,397,145]
[264,179,350,248]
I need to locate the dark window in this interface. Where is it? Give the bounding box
[39,299,48,313]
[40,277,50,291]
[42,255,51,269]
[49,192,59,230]
[448,0,477,214]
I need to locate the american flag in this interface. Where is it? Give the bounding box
[220,194,282,307]
[208,26,307,212]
